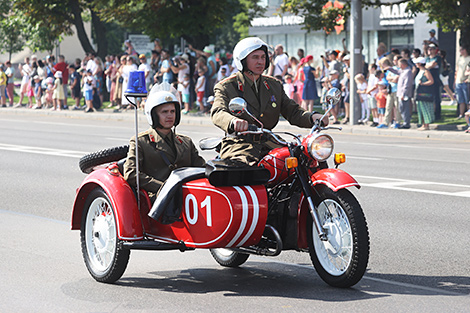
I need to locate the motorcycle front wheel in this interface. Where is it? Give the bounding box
[210,249,250,267]
[80,188,130,283]
[307,186,369,288]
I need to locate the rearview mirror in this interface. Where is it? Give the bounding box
[228,97,247,116]
[325,88,341,107]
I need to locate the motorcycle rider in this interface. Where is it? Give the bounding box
[123,83,205,202]
[211,37,328,165]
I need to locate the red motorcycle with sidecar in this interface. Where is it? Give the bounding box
[71,88,369,287]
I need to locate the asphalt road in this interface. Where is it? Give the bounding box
[0,109,469,312]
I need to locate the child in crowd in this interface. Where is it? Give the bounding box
[195,69,206,111]
[51,71,64,111]
[283,74,295,99]
[42,77,54,108]
[180,73,191,114]
[354,73,369,124]
[219,67,228,81]
[366,64,379,126]
[83,70,96,113]
[69,64,82,110]
[375,81,388,128]
[32,75,42,109]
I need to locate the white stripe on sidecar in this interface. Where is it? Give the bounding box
[237,186,259,247]
[227,186,249,247]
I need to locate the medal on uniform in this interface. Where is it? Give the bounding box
[272,102,277,108]
[271,95,277,107]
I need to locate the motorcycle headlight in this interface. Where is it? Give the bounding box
[307,134,334,161]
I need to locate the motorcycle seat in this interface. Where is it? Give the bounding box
[205,159,270,187]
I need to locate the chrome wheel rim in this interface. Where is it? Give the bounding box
[312,199,353,276]
[85,197,117,274]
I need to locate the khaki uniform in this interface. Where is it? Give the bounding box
[211,71,314,164]
[123,127,205,199]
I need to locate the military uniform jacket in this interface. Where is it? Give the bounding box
[123,127,205,195]
[211,71,314,133]
[211,71,314,164]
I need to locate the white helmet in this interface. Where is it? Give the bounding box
[233,37,270,72]
[144,82,181,128]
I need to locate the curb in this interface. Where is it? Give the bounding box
[1,106,469,141]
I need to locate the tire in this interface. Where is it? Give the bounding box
[307,186,369,288]
[80,188,130,283]
[210,249,250,267]
[79,145,129,174]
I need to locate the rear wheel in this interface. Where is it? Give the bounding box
[307,186,369,288]
[80,188,130,283]
[210,249,250,267]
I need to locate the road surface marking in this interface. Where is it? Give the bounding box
[354,175,470,198]
[0,143,85,158]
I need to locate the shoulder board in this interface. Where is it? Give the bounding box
[218,73,237,85]
[137,129,153,140]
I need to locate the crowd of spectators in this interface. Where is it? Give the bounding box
[268,30,470,132]
[1,31,470,132]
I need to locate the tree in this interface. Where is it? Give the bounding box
[12,0,109,57]
[0,13,26,61]
[99,0,265,49]
[280,0,470,49]
[406,0,470,49]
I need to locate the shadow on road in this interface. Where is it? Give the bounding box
[112,261,468,301]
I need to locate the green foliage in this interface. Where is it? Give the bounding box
[234,0,267,39]
[99,0,222,48]
[406,0,470,48]
[0,12,26,59]
[99,0,265,49]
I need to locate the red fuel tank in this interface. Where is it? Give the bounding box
[259,147,294,187]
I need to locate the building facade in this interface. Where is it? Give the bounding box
[249,0,446,67]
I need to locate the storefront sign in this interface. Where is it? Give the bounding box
[252,15,304,27]
[379,3,413,26]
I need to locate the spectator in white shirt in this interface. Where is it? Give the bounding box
[270,44,289,81]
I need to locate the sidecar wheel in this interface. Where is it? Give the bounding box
[307,186,369,288]
[210,249,250,267]
[80,188,130,283]
[79,145,129,174]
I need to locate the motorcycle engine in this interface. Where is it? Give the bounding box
[267,187,301,250]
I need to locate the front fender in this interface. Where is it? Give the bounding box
[310,168,360,191]
[71,167,144,240]
[297,168,360,249]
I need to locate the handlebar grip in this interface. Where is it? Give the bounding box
[247,124,258,131]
